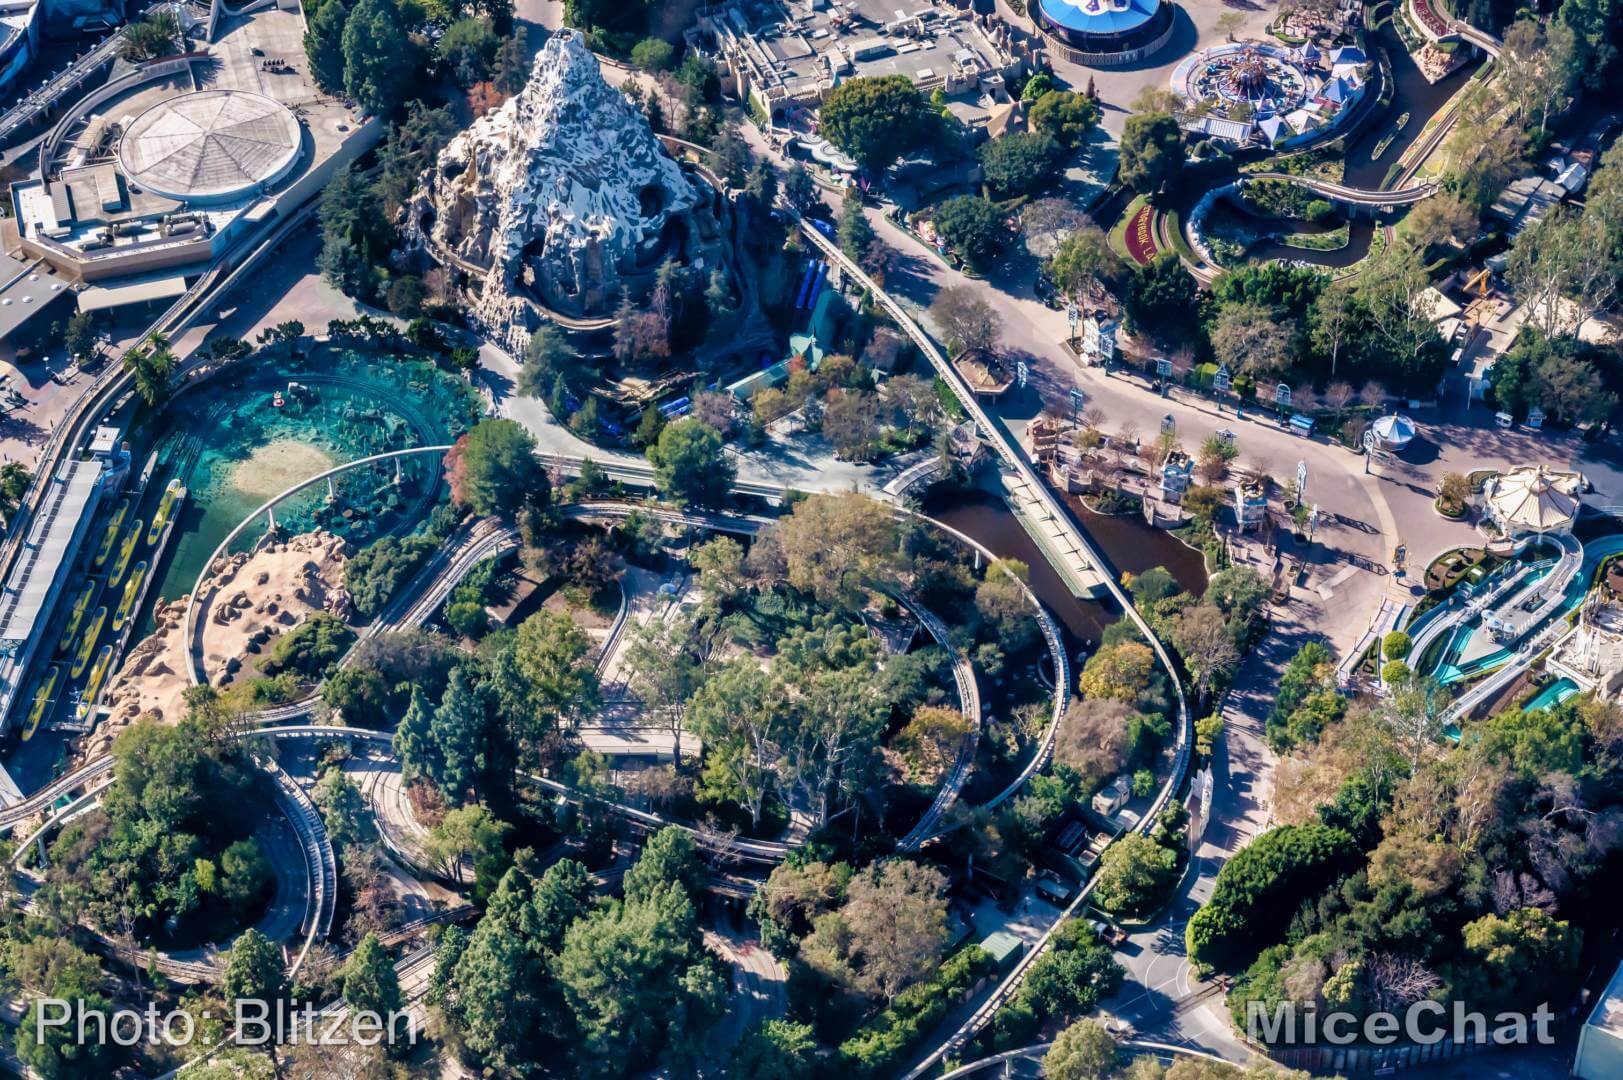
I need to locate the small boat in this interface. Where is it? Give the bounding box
[109,520,143,586]
[93,499,129,569]
[77,646,114,723]
[58,580,98,655]
[23,666,62,741]
[113,561,147,631]
[146,479,185,546]
[272,391,285,408]
[71,607,107,678]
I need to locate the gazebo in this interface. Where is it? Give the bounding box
[1369,413,1416,451]
[1483,465,1584,536]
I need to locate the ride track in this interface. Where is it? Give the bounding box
[0,138,1191,1069]
[1171,19,1503,284]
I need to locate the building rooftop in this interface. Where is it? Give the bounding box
[118,89,302,203]
[0,252,71,340]
[703,0,1018,120]
[0,457,104,733]
[1485,465,1582,534]
[1040,0,1160,37]
[1587,955,1623,1037]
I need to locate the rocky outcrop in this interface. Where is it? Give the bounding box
[404,29,702,352]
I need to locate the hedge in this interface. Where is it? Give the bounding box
[838,945,994,1073]
[1185,823,1361,972]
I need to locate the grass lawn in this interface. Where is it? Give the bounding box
[1108,193,1149,259]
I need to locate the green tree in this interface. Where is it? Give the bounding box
[443,868,563,1074]
[122,334,176,408]
[1093,832,1178,917]
[13,941,114,1079]
[493,609,601,757]
[342,932,403,1018]
[444,418,548,517]
[731,1019,816,1079]
[557,883,728,1073]
[838,192,874,263]
[1459,907,1582,1010]
[932,196,1010,272]
[819,75,931,173]
[439,17,499,87]
[519,325,578,398]
[1044,1018,1119,1080]
[631,37,675,71]
[1047,224,1122,300]
[979,131,1065,196]
[312,766,376,848]
[424,803,511,899]
[1018,920,1123,1020]
[304,0,352,92]
[316,162,383,298]
[429,666,499,803]
[784,161,817,213]
[121,9,180,61]
[1029,89,1101,148]
[343,0,419,116]
[623,826,706,904]
[1124,253,1201,346]
[1556,0,1621,90]
[646,417,734,507]
[223,928,287,1005]
[493,26,530,94]
[1119,112,1185,195]
[1186,824,1359,972]
[62,311,100,364]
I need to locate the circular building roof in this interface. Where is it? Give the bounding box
[1371,413,1416,450]
[1486,465,1583,535]
[1039,0,1161,38]
[118,90,302,204]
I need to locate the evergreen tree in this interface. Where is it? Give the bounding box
[837,194,873,262]
[342,933,403,1017]
[343,0,418,116]
[223,928,287,1006]
[430,667,496,804]
[303,0,351,93]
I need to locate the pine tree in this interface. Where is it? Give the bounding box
[342,933,403,1017]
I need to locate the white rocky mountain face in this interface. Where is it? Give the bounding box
[404,29,699,351]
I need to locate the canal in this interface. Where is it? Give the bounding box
[923,486,1209,646]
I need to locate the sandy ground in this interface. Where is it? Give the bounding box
[92,532,350,749]
[229,440,337,502]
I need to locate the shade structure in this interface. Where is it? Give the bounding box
[1370,413,1416,450]
[1485,465,1583,535]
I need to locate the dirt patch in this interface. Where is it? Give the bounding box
[91,531,352,755]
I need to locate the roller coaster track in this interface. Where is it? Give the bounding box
[1244,172,1440,205]
[775,204,1193,1075]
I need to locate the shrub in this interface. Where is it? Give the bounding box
[262,613,356,679]
[838,945,994,1074]
[1382,631,1411,661]
[1185,823,1360,972]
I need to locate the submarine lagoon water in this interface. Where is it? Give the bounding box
[140,345,483,610]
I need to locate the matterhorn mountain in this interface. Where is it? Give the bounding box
[404,29,700,352]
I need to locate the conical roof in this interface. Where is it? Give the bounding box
[1486,465,1582,534]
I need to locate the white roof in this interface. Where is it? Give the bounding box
[118,90,302,202]
[1485,465,1583,534]
[1370,413,1416,448]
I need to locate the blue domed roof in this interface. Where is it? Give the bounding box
[1040,0,1161,36]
